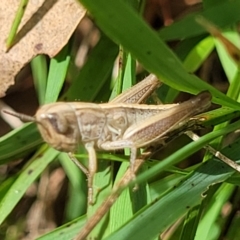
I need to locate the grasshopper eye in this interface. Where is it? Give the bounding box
[47,114,68,134]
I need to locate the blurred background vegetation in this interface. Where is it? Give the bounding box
[1,0,240,239]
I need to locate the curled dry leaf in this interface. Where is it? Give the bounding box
[0,0,86,97]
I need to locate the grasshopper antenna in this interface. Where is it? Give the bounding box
[2,110,37,123]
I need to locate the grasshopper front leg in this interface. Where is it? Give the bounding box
[85,142,97,205]
[68,148,97,205]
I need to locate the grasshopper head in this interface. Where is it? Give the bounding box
[3,104,81,152]
[35,103,81,152]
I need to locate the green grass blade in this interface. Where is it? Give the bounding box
[109,46,127,100]
[199,107,240,127]
[36,216,86,240]
[158,1,240,41]
[87,160,112,239]
[79,0,240,109]
[44,44,71,104]
[183,36,215,72]
[0,147,59,225]
[215,30,240,81]
[105,138,240,240]
[136,119,240,185]
[31,55,48,105]
[180,205,201,240]
[6,0,29,48]
[106,162,132,236]
[195,184,235,240]
[65,33,118,102]
[59,153,87,219]
[0,123,41,164]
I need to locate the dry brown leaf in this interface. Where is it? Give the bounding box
[0,0,86,97]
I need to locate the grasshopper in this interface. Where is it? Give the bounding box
[3,74,212,204]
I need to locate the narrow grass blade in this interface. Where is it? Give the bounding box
[79,0,240,109]
[6,0,29,48]
[44,44,71,104]
[106,137,240,240]
[0,123,41,164]
[0,147,59,225]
